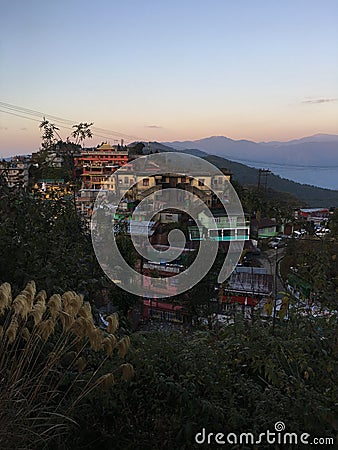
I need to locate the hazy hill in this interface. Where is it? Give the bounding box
[165,134,338,166]
[164,134,338,190]
[128,141,207,157]
[204,155,338,208]
[129,140,338,207]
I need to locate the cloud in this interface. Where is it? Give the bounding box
[145,124,163,129]
[0,126,8,131]
[301,98,338,104]
[20,127,27,131]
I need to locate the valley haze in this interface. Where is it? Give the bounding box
[164,133,338,191]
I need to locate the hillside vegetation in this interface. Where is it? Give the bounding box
[205,155,338,207]
[145,141,338,207]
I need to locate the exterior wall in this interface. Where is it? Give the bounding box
[142,275,178,297]
[188,211,250,241]
[142,300,186,323]
[257,226,277,238]
[113,172,224,204]
[159,212,179,223]
[75,143,129,190]
[0,159,30,188]
[76,189,99,217]
[46,152,63,168]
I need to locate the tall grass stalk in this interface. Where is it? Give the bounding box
[0,281,133,449]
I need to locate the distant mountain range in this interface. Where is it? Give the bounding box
[164,133,338,166]
[163,134,338,191]
[139,139,338,207]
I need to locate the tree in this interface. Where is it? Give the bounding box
[0,184,95,295]
[64,315,337,449]
[329,208,338,237]
[128,142,145,157]
[39,117,62,149]
[35,118,93,184]
[71,122,94,146]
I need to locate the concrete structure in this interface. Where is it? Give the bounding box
[74,143,129,217]
[251,217,278,239]
[75,143,129,190]
[296,208,329,224]
[0,157,30,188]
[188,209,250,242]
[112,164,232,206]
[221,266,273,318]
[31,178,75,200]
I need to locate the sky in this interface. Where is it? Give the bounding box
[0,0,338,156]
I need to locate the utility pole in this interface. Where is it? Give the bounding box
[257,169,271,193]
[272,246,278,335]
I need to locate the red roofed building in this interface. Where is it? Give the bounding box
[142,299,187,323]
[74,143,129,190]
[296,208,329,224]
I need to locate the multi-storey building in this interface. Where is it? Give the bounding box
[221,266,273,318]
[188,209,250,242]
[74,143,129,217]
[75,143,129,190]
[0,156,30,188]
[113,163,232,207]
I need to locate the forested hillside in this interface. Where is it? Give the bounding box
[205,155,338,207]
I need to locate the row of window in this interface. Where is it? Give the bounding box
[149,309,183,323]
[209,228,249,237]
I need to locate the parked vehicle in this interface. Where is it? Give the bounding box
[268,237,286,248]
[315,228,330,237]
[293,230,305,239]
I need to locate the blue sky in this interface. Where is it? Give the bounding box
[0,0,337,155]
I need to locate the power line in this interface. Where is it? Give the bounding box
[0,109,42,123]
[0,101,146,143]
[0,107,110,141]
[2,101,337,171]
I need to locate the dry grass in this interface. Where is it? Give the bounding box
[0,281,133,449]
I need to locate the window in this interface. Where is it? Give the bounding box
[124,177,129,184]
[143,178,149,186]
[223,230,235,237]
[198,179,205,186]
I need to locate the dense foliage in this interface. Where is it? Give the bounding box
[64,316,337,449]
[281,238,338,310]
[0,179,95,295]
[1,125,337,448]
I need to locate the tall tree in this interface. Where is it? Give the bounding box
[71,122,94,146]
